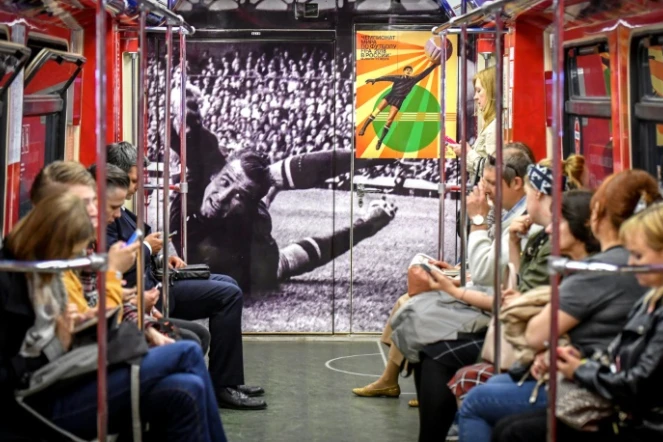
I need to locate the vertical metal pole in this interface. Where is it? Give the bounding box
[492,10,505,373]
[130,52,138,146]
[136,12,148,330]
[548,0,565,440]
[113,21,121,142]
[438,32,448,261]
[179,31,188,261]
[459,0,469,283]
[162,25,173,318]
[94,1,108,440]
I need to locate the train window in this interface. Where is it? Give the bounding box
[24,49,84,97]
[567,42,611,98]
[564,41,613,186]
[631,33,663,180]
[16,49,84,217]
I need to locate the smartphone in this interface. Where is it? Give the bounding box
[73,307,121,335]
[125,228,144,247]
[418,262,445,277]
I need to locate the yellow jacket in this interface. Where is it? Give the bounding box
[62,270,123,318]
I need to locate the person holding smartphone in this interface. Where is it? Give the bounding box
[106,142,266,410]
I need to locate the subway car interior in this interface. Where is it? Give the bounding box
[1,0,663,441]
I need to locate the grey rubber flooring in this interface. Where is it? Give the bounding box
[221,339,418,442]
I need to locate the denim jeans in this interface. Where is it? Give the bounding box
[37,341,226,442]
[458,373,547,442]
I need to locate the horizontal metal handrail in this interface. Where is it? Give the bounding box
[433,0,547,34]
[0,254,107,273]
[144,26,196,35]
[549,256,663,275]
[430,27,497,34]
[137,0,195,35]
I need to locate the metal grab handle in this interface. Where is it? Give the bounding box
[143,184,183,192]
[549,257,663,275]
[433,0,546,34]
[0,255,107,273]
[144,26,196,35]
[137,0,195,34]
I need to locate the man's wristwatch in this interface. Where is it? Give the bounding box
[471,214,487,226]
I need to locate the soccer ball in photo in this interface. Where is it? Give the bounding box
[424,37,454,63]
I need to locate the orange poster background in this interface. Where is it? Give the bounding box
[355,30,458,159]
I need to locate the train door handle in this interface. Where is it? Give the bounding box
[354,183,385,208]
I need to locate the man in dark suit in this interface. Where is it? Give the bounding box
[106,141,266,411]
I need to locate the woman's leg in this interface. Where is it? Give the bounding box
[42,341,225,442]
[491,409,547,442]
[417,353,459,442]
[353,294,410,396]
[139,341,225,441]
[458,374,546,442]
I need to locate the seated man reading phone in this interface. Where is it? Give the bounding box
[106,141,266,411]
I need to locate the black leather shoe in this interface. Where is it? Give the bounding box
[237,385,265,397]
[217,387,267,410]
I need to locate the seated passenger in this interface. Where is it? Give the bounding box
[413,157,570,441]
[352,144,534,403]
[31,161,207,349]
[492,197,663,442]
[106,141,266,410]
[0,192,226,441]
[457,169,659,442]
[448,160,578,404]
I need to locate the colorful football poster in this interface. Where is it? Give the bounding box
[355,30,458,159]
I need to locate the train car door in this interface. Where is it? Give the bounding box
[349,25,461,332]
[147,31,341,333]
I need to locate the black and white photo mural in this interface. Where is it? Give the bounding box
[144,25,464,332]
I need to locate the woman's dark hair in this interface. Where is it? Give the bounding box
[562,190,600,254]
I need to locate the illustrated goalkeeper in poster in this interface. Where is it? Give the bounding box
[357,37,451,151]
[358,59,440,150]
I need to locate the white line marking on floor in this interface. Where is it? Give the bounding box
[325,353,382,378]
[377,340,388,367]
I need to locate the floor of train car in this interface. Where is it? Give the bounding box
[221,338,418,442]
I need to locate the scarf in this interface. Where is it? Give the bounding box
[20,273,68,361]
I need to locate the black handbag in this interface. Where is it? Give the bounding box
[172,264,211,281]
[154,263,211,286]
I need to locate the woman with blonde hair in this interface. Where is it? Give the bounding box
[491,199,663,442]
[539,154,587,190]
[0,192,227,441]
[450,66,497,177]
